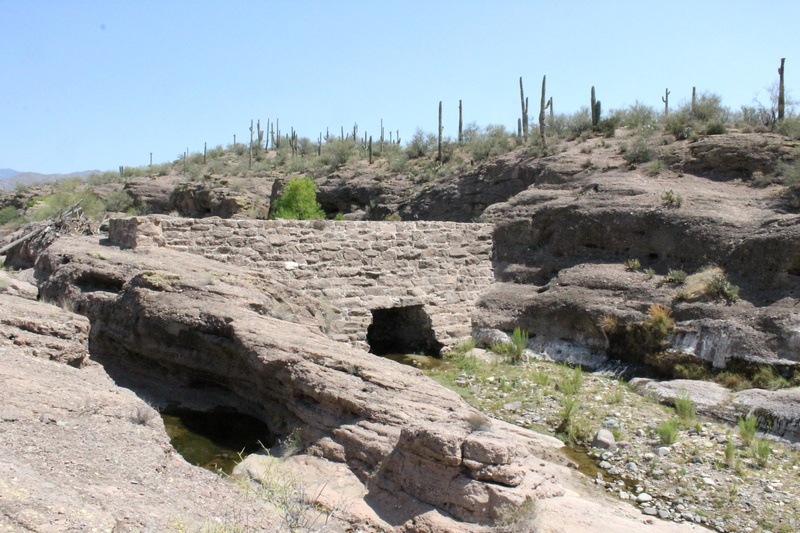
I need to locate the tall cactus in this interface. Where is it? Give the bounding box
[691,87,697,117]
[438,101,443,162]
[539,75,550,149]
[778,58,786,121]
[591,86,601,129]
[520,77,529,142]
[458,99,463,144]
[662,88,671,117]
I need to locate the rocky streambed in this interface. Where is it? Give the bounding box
[422,349,800,533]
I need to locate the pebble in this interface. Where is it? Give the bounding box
[603,418,619,428]
[655,446,670,457]
[599,461,612,469]
[636,492,653,503]
[642,507,658,516]
[658,509,670,519]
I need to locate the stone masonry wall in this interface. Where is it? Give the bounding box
[142,217,494,351]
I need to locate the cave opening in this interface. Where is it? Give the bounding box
[367,305,444,357]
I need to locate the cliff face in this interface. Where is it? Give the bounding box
[472,133,800,372]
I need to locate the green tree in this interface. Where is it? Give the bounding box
[271,177,325,220]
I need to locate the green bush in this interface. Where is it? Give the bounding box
[657,418,679,445]
[465,124,514,162]
[29,179,105,221]
[405,129,436,159]
[270,177,325,220]
[490,327,528,365]
[751,366,789,390]
[0,206,21,226]
[777,117,800,139]
[665,269,687,284]
[705,273,740,302]
[661,190,683,207]
[102,189,135,213]
[754,438,772,467]
[621,136,654,164]
[619,101,659,130]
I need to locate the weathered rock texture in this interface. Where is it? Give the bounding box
[125,216,494,350]
[29,235,703,532]
[476,133,800,371]
[0,295,280,532]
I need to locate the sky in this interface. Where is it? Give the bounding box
[1,0,797,175]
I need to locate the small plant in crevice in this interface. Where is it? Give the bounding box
[496,496,539,533]
[704,273,740,303]
[465,411,493,433]
[624,258,641,271]
[661,189,683,207]
[665,269,687,284]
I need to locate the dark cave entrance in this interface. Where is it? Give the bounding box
[367,305,444,356]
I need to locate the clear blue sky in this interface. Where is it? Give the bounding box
[1,0,797,174]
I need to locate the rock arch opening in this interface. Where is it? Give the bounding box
[367,305,444,356]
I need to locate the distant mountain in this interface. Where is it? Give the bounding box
[0,170,100,192]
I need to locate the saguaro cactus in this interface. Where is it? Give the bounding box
[539,75,551,149]
[778,58,786,121]
[438,101,443,162]
[691,87,697,116]
[458,100,463,144]
[520,77,529,142]
[662,88,671,117]
[591,86,601,129]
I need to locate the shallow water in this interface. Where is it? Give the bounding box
[382,353,455,371]
[161,407,275,475]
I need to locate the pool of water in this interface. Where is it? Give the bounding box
[382,353,455,371]
[161,407,275,475]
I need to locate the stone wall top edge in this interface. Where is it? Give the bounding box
[146,215,492,231]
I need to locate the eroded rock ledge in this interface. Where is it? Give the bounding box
[28,231,702,532]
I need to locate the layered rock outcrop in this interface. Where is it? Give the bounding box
[26,233,702,532]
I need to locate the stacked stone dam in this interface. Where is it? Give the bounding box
[124,216,494,350]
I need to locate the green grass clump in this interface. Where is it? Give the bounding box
[674,390,697,424]
[754,438,772,467]
[657,418,680,445]
[490,327,528,365]
[624,258,641,271]
[558,366,584,396]
[738,415,758,446]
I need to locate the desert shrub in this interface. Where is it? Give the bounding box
[619,101,659,130]
[624,258,641,271]
[496,496,538,532]
[661,189,683,207]
[777,116,800,139]
[87,170,125,185]
[665,269,687,284]
[714,371,752,391]
[621,136,654,164]
[102,189,135,213]
[674,390,696,423]
[704,273,740,302]
[691,92,728,122]
[702,120,727,135]
[465,411,492,432]
[466,124,514,162]
[738,415,758,446]
[663,112,692,140]
[645,160,664,175]
[270,177,324,220]
[29,180,105,221]
[0,206,21,226]
[564,107,593,140]
[405,129,437,159]
[751,366,789,390]
[657,418,679,445]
